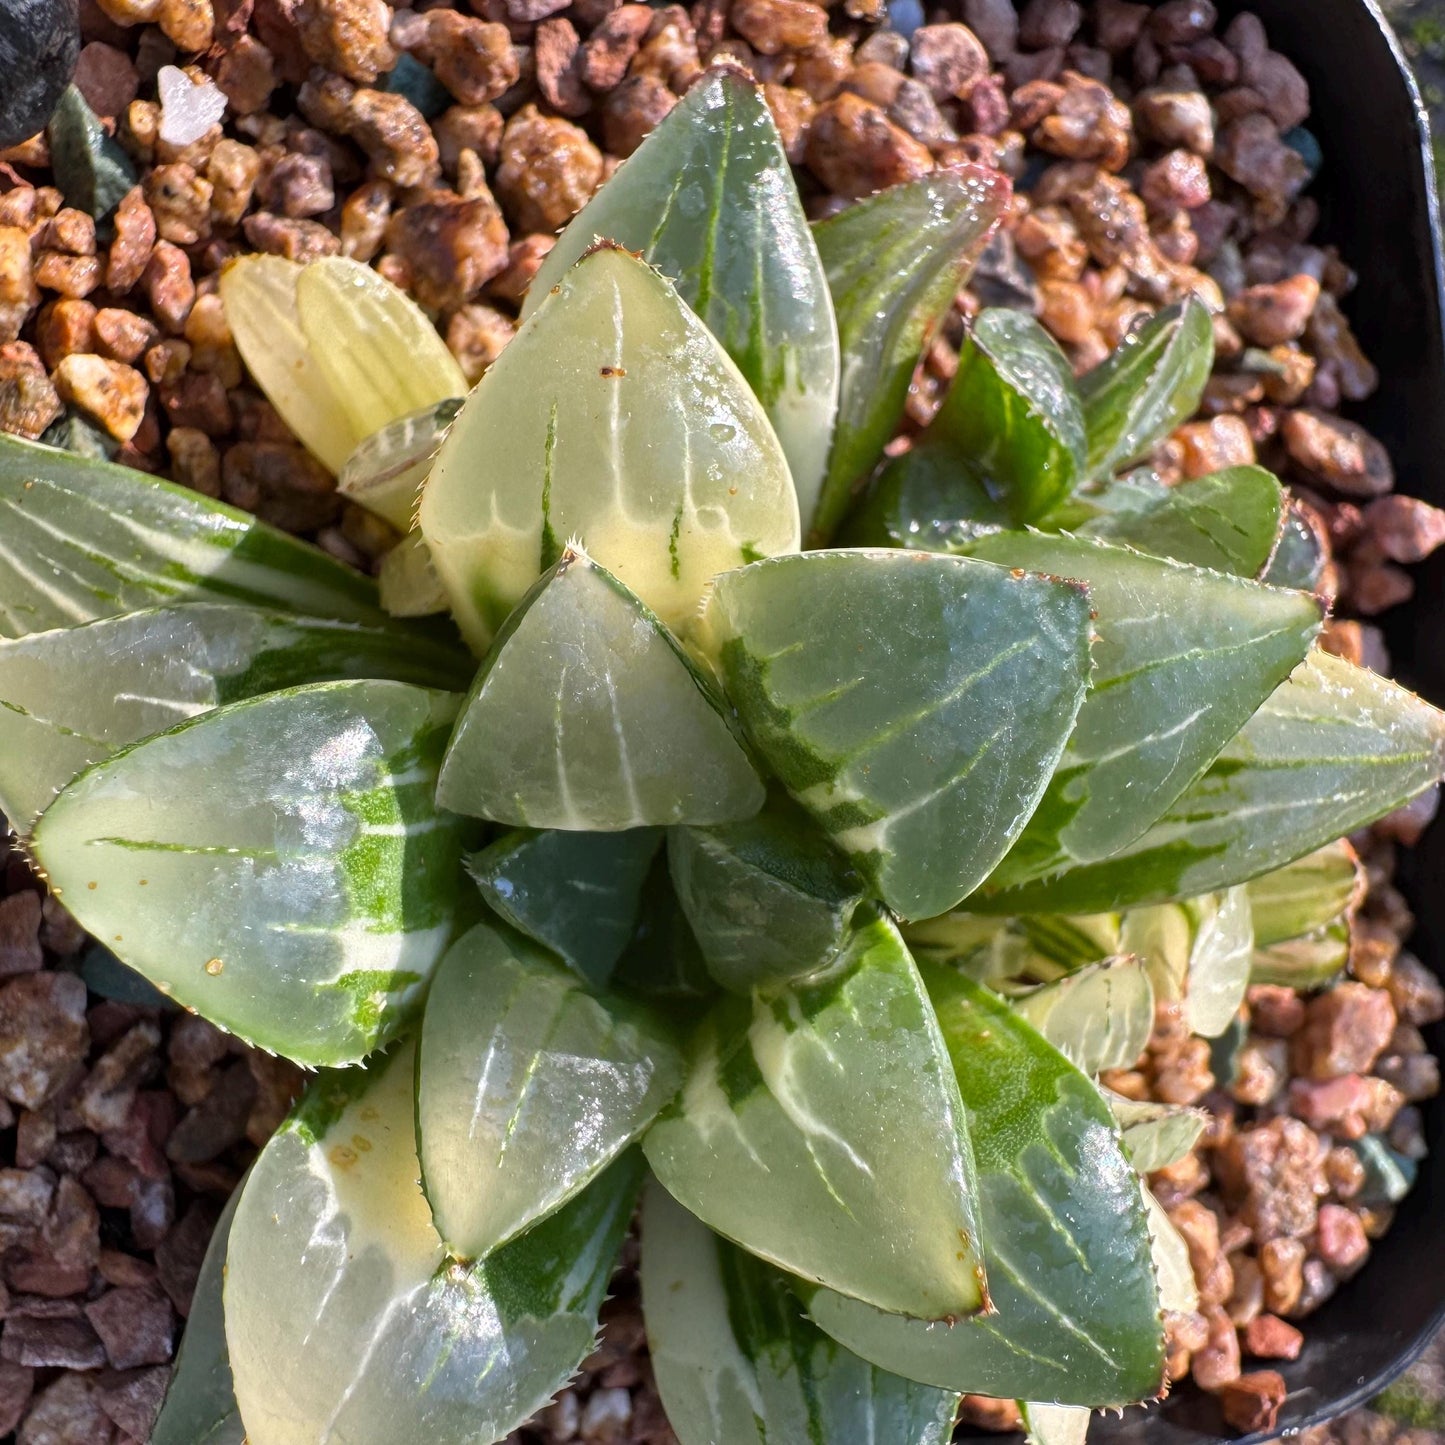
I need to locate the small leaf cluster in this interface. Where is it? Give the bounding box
[0,66,1440,1445]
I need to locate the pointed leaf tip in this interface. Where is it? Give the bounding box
[438,551,764,830]
[703,548,1092,919]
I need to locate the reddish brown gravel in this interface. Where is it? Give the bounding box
[2,0,1444,1440]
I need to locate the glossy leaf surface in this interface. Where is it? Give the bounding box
[812,169,1008,541]
[416,920,682,1260]
[970,532,1321,886]
[527,68,839,520]
[466,826,661,987]
[644,912,985,1320]
[808,970,1165,1405]
[916,308,1085,524]
[641,1181,959,1445]
[338,398,463,532]
[668,796,866,993]
[227,1045,641,1445]
[0,433,392,636]
[33,681,463,1064]
[151,1184,244,1445]
[0,602,470,826]
[1079,299,1214,481]
[438,550,764,829]
[1075,467,1284,576]
[979,650,1445,915]
[702,549,1092,920]
[421,246,799,650]
[1011,956,1155,1075]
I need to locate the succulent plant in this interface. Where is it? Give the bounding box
[2,67,1441,1445]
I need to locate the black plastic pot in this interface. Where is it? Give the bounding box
[1096,2,1445,1441]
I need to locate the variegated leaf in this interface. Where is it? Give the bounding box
[1121,887,1252,1039]
[221,255,466,473]
[807,971,1165,1406]
[420,245,799,651]
[338,398,463,532]
[226,1044,641,1445]
[979,650,1445,914]
[0,433,393,636]
[0,602,470,827]
[416,919,682,1260]
[32,681,464,1065]
[641,1180,959,1445]
[644,912,986,1320]
[438,549,764,829]
[701,549,1092,920]
[812,169,1008,541]
[1106,1094,1207,1174]
[526,67,839,523]
[968,532,1322,887]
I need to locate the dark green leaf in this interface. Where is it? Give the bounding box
[643,912,986,1320]
[526,68,839,523]
[39,409,119,462]
[969,532,1321,886]
[806,970,1165,1406]
[1079,299,1214,481]
[47,85,136,225]
[151,1184,245,1445]
[977,650,1445,915]
[466,826,661,987]
[437,549,764,829]
[0,602,470,827]
[78,944,175,1009]
[0,432,395,636]
[668,795,866,994]
[908,309,1085,525]
[837,441,1009,552]
[641,1180,960,1445]
[1074,466,1285,576]
[812,169,1008,541]
[702,549,1092,920]
[612,854,717,1004]
[226,1043,642,1445]
[32,680,464,1065]
[416,919,682,1260]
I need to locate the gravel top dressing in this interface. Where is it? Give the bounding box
[1,0,1444,1441]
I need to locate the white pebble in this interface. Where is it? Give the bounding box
[158,65,228,147]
